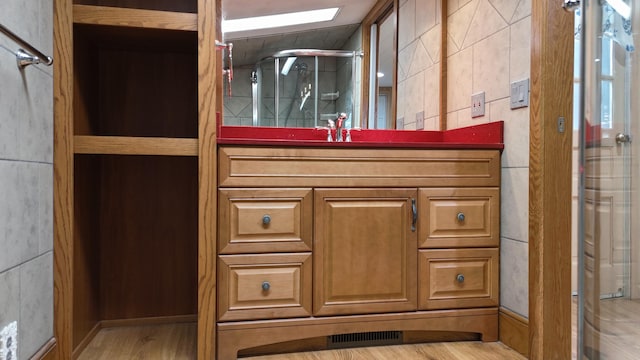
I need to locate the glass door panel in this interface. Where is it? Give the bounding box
[579,0,638,358]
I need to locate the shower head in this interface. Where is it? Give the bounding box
[295,62,308,73]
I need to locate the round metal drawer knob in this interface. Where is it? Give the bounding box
[456,274,465,283]
[262,281,271,291]
[457,212,465,222]
[262,214,271,225]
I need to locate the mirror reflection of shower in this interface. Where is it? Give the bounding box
[281,59,312,127]
[226,49,362,129]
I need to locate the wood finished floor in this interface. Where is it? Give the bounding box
[77,299,640,360]
[77,323,197,360]
[242,342,525,360]
[77,323,525,359]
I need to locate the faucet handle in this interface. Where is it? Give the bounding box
[345,127,361,142]
[315,126,333,142]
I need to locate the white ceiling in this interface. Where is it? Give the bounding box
[222,0,377,40]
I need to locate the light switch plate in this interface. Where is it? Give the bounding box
[510,78,530,109]
[416,111,424,130]
[471,92,485,118]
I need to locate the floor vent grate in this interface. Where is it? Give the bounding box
[327,331,402,349]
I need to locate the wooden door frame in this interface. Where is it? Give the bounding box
[528,0,574,358]
[197,0,219,359]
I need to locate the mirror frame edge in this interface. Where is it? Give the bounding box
[362,0,448,131]
[361,0,398,129]
[439,0,447,130]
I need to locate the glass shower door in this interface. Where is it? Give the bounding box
[579,0,638,358]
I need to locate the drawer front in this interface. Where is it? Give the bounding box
[219,188,312,254]
[419,248,499,310]
[419,188,499,248]
[218,253,312,321]
[219,147,501,187]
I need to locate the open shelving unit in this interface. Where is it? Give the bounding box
[54,0,219,358]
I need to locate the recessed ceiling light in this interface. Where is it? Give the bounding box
[377,72,384,78]
[223,7,340,34]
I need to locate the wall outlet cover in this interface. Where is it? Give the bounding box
[0,321,17,360]
[471,92,485,118]
[416,111,424,130]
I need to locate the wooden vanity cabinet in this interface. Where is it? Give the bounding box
[216,146,502,359]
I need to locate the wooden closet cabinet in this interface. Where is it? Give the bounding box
[216,146,502,359]
[53,0,217,357]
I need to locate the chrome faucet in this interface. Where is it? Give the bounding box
[335,113,347,142]
[316,113,347,142]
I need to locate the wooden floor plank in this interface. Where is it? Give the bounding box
[76,321,524,359]
[76,301,640,360]
[243,342,525,360]
[77,323,196,360]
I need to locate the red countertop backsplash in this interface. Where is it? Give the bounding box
[217,120,504,150]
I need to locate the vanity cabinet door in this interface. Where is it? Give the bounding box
[313,188,418,316]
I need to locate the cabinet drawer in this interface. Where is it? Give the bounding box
[218,188,312,253]
[419,188,499,248]
[419,248,498,310]
[218,253,312,322]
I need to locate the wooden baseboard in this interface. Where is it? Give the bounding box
[31,337,57,360]
[219,309,498,359]
[238,330,483,357]
[499,307,529,358]
[72,322,102,360]
[100,314,197,328]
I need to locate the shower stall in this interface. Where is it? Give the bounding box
[575,0,640,358]
[223,49,362,129]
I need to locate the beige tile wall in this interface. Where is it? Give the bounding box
[396,0,441,130]
[445,0,531,318]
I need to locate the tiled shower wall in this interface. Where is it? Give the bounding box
[445,0,531,318]
[0,0,54,358]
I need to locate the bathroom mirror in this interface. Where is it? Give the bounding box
[362,0,397,129]
[220,0,441,130]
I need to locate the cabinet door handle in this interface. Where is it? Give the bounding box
[457,212,465,222]
[262,281,271,291]
[262,214,271,225]
[456,274,465,283]
[411,198,417,232]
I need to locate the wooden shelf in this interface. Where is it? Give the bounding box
[74,135,198,156]
[73,5,197,31]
